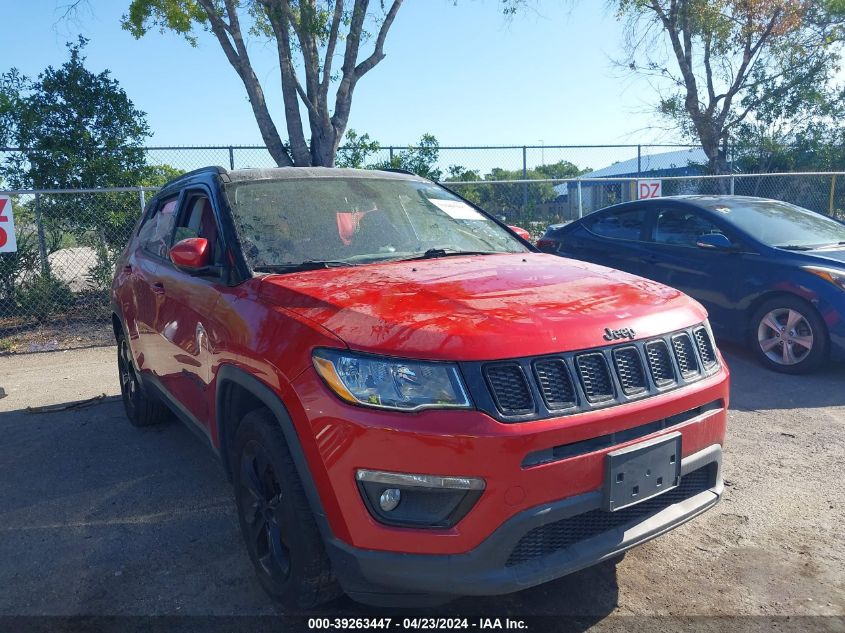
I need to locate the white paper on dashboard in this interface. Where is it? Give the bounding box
[429,198,484,220]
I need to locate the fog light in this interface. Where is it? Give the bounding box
[356,469,485,528]
[379,488,401,511]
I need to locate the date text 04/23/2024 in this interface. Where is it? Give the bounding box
[307,618,529,630]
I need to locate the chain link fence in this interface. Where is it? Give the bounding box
[445,172,845,239]
[1,144,705,180]
[2,171,844,354]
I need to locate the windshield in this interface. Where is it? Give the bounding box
[224,177,527,270]
[701,199,845,249]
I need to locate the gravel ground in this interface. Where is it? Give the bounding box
[0,344,843,626]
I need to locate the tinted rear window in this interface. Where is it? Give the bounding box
[584,208,647,241]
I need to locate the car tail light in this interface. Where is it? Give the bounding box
[536,237,556,251]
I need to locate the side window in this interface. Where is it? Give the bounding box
[173,194,220,264]
[585,208,647,241]
[653,209,725,247]
[138,196,179,258]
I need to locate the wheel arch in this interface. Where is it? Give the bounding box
[215,365,332,536]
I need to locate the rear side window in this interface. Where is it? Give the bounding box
[584,208,647,241]
[653,208,725,247]
[138,196,179,258]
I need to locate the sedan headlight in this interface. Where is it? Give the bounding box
[803,266,845,291]
[312,349,472,411]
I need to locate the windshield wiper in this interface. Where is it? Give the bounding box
[776,245,815,251]
[777,241,845,251]
[254,260,354,273]
[401,248,497,261]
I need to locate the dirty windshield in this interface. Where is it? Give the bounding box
[224,177,527,270]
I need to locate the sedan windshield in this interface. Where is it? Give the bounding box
[224,177,527,270]
[701,199,845,249]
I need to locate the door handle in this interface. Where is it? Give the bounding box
[151,282,165,295]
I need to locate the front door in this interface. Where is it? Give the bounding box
[153,189,226,432]
[644,206,745,332]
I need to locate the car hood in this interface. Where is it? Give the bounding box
[801,248,845,266]
[258,253,707,361]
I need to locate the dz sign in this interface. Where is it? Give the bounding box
[637,179,662,200]
[0,196,17,253]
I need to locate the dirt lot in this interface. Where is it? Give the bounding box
[0,344,844,626]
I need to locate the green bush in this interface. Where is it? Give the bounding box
[0,232,41,315]
[17,274,75,317]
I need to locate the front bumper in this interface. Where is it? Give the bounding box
[328,445,722,604]
[329,445,723,604]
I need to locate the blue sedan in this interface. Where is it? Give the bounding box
[537,196,845,373]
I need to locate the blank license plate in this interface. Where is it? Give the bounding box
[604,432,681,512]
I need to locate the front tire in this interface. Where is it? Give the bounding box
[232,408,340,609]
[750,296,828,374]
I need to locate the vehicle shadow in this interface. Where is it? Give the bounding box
[316,561,620,627]
[719,342,845,412]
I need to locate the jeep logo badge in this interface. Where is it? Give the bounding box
[603,327,636,341]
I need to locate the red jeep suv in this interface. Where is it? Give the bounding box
[111,166,729,608]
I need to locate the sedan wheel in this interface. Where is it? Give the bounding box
[756,307,814,366]
[750,296,828,374]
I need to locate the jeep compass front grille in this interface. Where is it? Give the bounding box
[460,324,719,422]
[694,326,717,368]
[484,363,534,415]
[575,353,614,403]
[533,359,576,410]
[612,346,647,395]
[645,340,675,386]
[672,333,699,377]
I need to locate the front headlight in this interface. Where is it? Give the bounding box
[803,266,845,291]
[312,349,472,411]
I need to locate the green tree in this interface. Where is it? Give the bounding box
[615,0,845,173]
[123,0,402,167]
[140,163,186,187]
[335,129,382,168]
[0,38,150,191]
[372,133,442,180]
[0,38,152,296]
[444,160,582,222]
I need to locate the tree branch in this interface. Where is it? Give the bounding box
[259,0,311,165]
[196,0,292,166]
[718,9,782,130]
[354,0,403,79]
[320,0,344,106]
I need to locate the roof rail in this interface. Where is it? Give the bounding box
[379,167,417,176]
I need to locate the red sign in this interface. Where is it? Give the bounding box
[637,179,662,200]
[0,196,18,252]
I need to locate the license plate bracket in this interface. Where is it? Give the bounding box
[604,432,682,512]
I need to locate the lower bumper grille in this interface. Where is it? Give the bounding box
[506,465,713,566]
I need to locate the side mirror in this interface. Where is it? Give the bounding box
[170,237,212,272]
[696,233,734,250]
[508,225,531,241]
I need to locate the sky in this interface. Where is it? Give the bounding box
[1,0,680,151]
